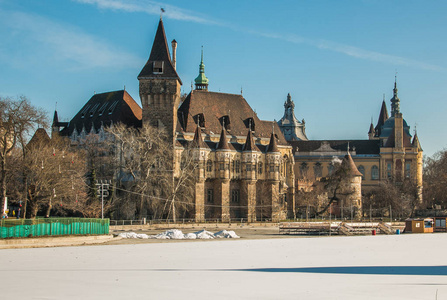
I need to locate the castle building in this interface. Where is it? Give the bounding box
[284,79,423,204]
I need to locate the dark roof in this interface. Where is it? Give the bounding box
[192,125,206,148]
[217,126,230,150]
[27,128,51,149]
[375,100,389,137]
[368,123,375,134]
[61,90,142,136]
[289,140,381,155]
[52,110,59,127]
[267,132,279,153]
[138,18,181,84]
[177,90,288,145]
[243,129,259,151]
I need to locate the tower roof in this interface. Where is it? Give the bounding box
[138,18,182,84]
[368,122,375,134]
[342,152,363,177]
[390,78,400,117]
[217,126,230,150]
[243,129,259,151]
[52,110,59,127]
[194,47,209,90]
[267,132,280,153]
[412,132,422,151]
[375,100,389,136]
[192,124,205,148]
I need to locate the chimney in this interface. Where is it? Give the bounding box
[171,39,177,70]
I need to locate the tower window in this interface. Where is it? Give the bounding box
[231,189,240,203]
[153,61,164,74]
[207,189,213,203]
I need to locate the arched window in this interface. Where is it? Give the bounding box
[206,160,213,173]
[358,165,365,180]
[299,162,308,179]
[371,165,379,180]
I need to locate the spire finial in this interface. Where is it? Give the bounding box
[201,45,204,63]
[241,86,243,95]
[160,7,165,19]
[55,102,57,111]
[347,142,350,153]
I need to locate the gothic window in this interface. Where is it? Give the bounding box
[206,189,213,203]
[258,162,263,174]
[235,160,241,173]
[371,165,379,180]
[300,162,308,179]
[231,189,240,203]
[313,163,322,178]
[387,162,392,179]
[206,160,213,173]
[405,162,411,178]
[358,165,365,180]
[246,163,252,172]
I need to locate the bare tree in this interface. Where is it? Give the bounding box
[423,150,447,209]
[0,96,47,214]
[107,124,198,221]
[24,137,88,218]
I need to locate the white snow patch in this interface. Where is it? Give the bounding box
[214,230,240,239]
[118,229,239,240]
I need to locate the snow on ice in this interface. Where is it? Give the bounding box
[118,229,240,239]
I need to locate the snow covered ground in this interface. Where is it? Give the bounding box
[1,233,446,300]
[118,229,240,239]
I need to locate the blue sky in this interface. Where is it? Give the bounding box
[1,0,446,157]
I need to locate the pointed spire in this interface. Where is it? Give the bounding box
[375,99,389,136]
[267,132,279,153]
[412,132,422,151]
[343,151,363,177]
[243,128,257,151]
[52,110,59,127]
[217,125,229,150]
[390,76,400,117]
[192,123,205,148]
[194,46,209,91]
[368,122,375,134]
[138,18,181,84]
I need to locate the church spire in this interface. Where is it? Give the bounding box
[375,98,389,137]
[390,76,400,117]
[194,46,209,91]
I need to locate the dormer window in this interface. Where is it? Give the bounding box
[153,61,164,74]
[246,117,255,132]
[220,115,231,131]
[194,113,206,128]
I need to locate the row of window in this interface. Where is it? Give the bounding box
[206,189,240,203]
[205,160,280,175]
[299,162,381,180]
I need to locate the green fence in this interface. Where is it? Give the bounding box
[0,218,109,239]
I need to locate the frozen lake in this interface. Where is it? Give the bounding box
[1,233,445,299]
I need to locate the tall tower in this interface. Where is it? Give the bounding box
[194,47,209,91]
[138,18,182,141]
[277,93,308,141]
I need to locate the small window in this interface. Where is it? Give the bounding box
[246,117,255,131]
[206,189,213,203]
[219,162,224,171]
[258,162,263,174]
[405,162,411,178]
[371,165,379,180]
[313,163,322,178]
[300,162,308,178]
[206,160,213,173]
[235,160,240,173]
[358,165,365,180]
[220,115,231,131]
[231,189,240,203]
[387,162,392,179]
[246,163,252,172]
[153,61,164,74]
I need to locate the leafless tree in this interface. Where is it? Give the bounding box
[423,150,447,209]
[0,96,47,214]
[107,123,198,221]
[24,137,88,218]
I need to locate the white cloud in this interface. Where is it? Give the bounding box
[0,9,141,71]
[73,0,221,25]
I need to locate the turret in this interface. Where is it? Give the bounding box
[194,47,209,91]
[266,132,280,181]
[216,125,230,179]
[242,129,259,180]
